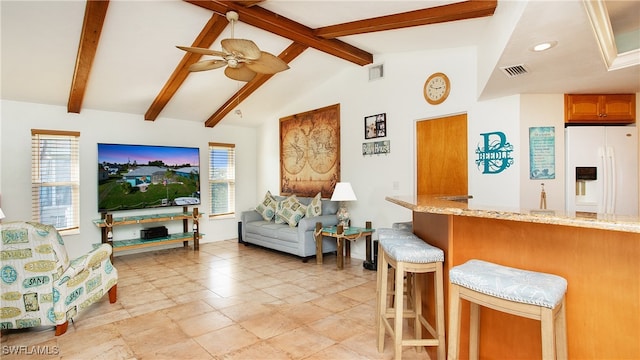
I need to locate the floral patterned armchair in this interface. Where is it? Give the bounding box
[0,221,117,335]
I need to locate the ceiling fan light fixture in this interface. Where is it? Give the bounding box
[176,10,289,81]
[227,58,239,68]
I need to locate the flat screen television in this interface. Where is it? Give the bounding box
[98,143,200,212]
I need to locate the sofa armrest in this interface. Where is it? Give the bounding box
[298,214,338,231]
[241,210,263,223]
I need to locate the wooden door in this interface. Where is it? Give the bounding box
[416,114,468,195]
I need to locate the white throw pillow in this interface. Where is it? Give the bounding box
[255,191,277,221]
[276,195,307,227]
[305,192,322,217]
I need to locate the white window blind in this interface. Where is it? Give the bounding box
[31,129,80,231]
[209,142,235,217]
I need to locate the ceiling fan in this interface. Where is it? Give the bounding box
[177,11,289,82]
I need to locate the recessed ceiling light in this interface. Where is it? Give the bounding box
[531,41,558,52]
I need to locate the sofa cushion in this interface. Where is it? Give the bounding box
[306,192,322,218]
[255,191,277,221]
[276,195,307,227]
[244,220,298,244]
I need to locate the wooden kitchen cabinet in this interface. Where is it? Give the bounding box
[565,94,636,124]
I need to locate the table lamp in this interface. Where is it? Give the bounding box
[331,182,357,228]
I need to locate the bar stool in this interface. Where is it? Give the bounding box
[448,259,568,360]
[376,228,446,360]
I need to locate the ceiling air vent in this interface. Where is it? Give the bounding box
[369,64,384,81]
[500,64,529,78]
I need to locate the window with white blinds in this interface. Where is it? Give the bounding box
[209,142,235,217]
[31,129,80,231]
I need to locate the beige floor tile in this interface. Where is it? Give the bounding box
[310,292,363,313]
[127,298,177,317]
[239,311,301,340]
[267,326,335,359]
[136,338,214,359]
[307,314,370,343]
[121,323,189,355]
[193,324,260,357]
[161,299,215,321]
[1,240,390,360]
[303,343,374,360]
[176,310,234,338]
[220,341,292,360]
[217,302,277,323]
[275,302,333,325]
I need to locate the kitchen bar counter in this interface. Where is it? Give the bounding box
[386,194,640,233]
[386,195,639,359]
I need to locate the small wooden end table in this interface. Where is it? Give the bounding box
[314,221,374,270]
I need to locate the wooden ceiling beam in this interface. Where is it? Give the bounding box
[204,42,308,128]
[185,0,373,66]
[314,1,497,38]
[144,13,228,121]
[67,0,109,114]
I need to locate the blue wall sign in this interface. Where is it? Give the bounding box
[475,131,514,174]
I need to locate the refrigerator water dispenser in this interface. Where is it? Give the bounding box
[575,167,597,204]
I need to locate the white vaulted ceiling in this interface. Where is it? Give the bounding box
[1,0,638,128]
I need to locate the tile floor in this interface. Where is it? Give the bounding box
[1,240,431,359]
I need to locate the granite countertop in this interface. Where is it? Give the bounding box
[386,195,640,233]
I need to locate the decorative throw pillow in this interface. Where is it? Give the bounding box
[306,192,322,218]
[255,191,277,221]
[274,199,286,224]
[276,195,307,227]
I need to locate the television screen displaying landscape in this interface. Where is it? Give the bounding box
[98,143,200,212]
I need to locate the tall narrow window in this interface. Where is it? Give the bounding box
[209,142,235,217]
[31,129,80,232]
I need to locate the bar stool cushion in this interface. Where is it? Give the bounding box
[449,260,567,309]
[378,228,444,263]
[392,221,413,232]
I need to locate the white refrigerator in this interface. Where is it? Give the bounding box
[565,126,638,216]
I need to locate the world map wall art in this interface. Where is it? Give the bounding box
[280,104,340,198]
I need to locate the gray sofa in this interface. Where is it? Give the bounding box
[241,194,339,258]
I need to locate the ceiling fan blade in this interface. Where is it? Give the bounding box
[189,60,227,72]
[221,38,261,60]
[225,65,257,82]
[245,51,290,74]
[176,46,226,57]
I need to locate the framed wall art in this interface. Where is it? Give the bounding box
[280,104,340,198]
[364,113,386,139]
[529,126,555,179]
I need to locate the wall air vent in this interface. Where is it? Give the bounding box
[500,64,530,78]
[369,64,384,81]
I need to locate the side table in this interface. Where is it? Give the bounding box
[314,221,375,270]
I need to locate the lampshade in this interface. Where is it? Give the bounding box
[0,208,5,220]
[331,182,357,202]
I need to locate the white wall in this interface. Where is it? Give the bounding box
[519,94,566,211]
[254,46,497,260]
[0,100,257,258]
[467,95,521,209]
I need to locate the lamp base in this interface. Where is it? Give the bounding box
[336,203,350,229]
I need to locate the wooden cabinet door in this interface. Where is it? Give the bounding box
[564,94,600,122]
[565,94,636,124]
[601,94,636,122]
[416,114,467,196]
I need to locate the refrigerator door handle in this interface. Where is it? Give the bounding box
[599,147,607,214]
[607,146,616,214]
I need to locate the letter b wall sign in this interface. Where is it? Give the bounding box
[475,131,514,174]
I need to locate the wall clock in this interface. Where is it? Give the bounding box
[424,72,450,105]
